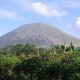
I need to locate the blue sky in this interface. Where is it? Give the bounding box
[0,0,80,38]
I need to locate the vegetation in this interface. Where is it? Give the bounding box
[0,43,80,80]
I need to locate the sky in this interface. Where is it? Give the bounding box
[0,0,80,39]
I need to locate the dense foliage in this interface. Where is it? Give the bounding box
[0,43,80,80]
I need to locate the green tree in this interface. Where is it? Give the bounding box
[14,57,43,80]
[11,44,24,56]
[0,56,20,80]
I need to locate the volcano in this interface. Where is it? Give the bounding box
[0,22,80,47]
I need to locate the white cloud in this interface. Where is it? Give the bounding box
[76,17,80,28]
[32,2,66,18]
[52,9,66,17]
[32,2,50,17]
[0,9,19,20]
[10,0,67,18]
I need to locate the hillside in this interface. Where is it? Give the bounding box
[0,22,80,47]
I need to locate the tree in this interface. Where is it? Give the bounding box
[0,56,20,80]
[23,44,37,57]
[11,44,24,56]
[60,52,80,80]
[14,57,43,80]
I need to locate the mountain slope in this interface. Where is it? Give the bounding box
[0,22,80,47]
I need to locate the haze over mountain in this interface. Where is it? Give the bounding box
[0,22,80,47]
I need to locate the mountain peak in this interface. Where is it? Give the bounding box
[0,22,80,47]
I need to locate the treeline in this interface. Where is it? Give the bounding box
[0,43,80,80]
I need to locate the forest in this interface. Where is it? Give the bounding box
[0,43,80,80]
